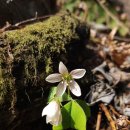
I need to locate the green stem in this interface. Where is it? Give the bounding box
[67,86,70,98]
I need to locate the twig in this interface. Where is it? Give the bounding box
[126,120,130,125]
[96,0,129,32]
[109,105,120,117]
[99,103,116,130]
[109,105,130,125]
[0,22,11,33]
[14,14,52,27]
[90,29,130,43]
[96,110,102,130]
[0,14,53,33]
[114,36,130,42]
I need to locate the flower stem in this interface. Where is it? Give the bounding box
[67,87,70,98]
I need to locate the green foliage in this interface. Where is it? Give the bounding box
[76,99,90,118]
[53,100,90,130]
[48,87,72,103]
[63,0,129,36]
[0,12,83,107]
[64,0,78,11]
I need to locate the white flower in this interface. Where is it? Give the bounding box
[46,62,86,97]
[42,100,62,126]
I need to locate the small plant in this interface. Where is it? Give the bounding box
[42,61,90,130]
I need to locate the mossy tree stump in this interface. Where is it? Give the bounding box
[0,12,89,129]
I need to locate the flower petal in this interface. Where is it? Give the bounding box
[58,112,62,124]
[59,62,68,74]
[42,104,49,117]
[69,80,81,96]
[56,81,67,97]
[46,115,52,124]
[42,100,62,126]
[42,101,58,117]
[70,69,86,79]
[51,110,62,126]
[48,109,62,126]
[45,73,62,83]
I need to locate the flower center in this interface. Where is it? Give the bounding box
[63,73,72,83]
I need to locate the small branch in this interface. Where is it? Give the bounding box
[99,103,116,130]
[96,0,129,32]
[96,110,102,130]
[90,29,130,43]
[126,120,130,125]
[0,22,11,33]
[109,105,120,117]
[14,14,52,27]
[109,105,130,125]
[0,14,53,33]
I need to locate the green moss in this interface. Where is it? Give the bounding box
[5,13,79,57]
[0,12,84,107]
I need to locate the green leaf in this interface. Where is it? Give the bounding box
[118,27,129,36]
[76,99,90,118]
[108,18,117,28]
[64,0,77,11]
[61,92,72,102]
[53,100,87,130]
[48,87,72,102]
[47,87,57,102]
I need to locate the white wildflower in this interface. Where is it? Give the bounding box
[46,62,86,97]
[42,100,62,126]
